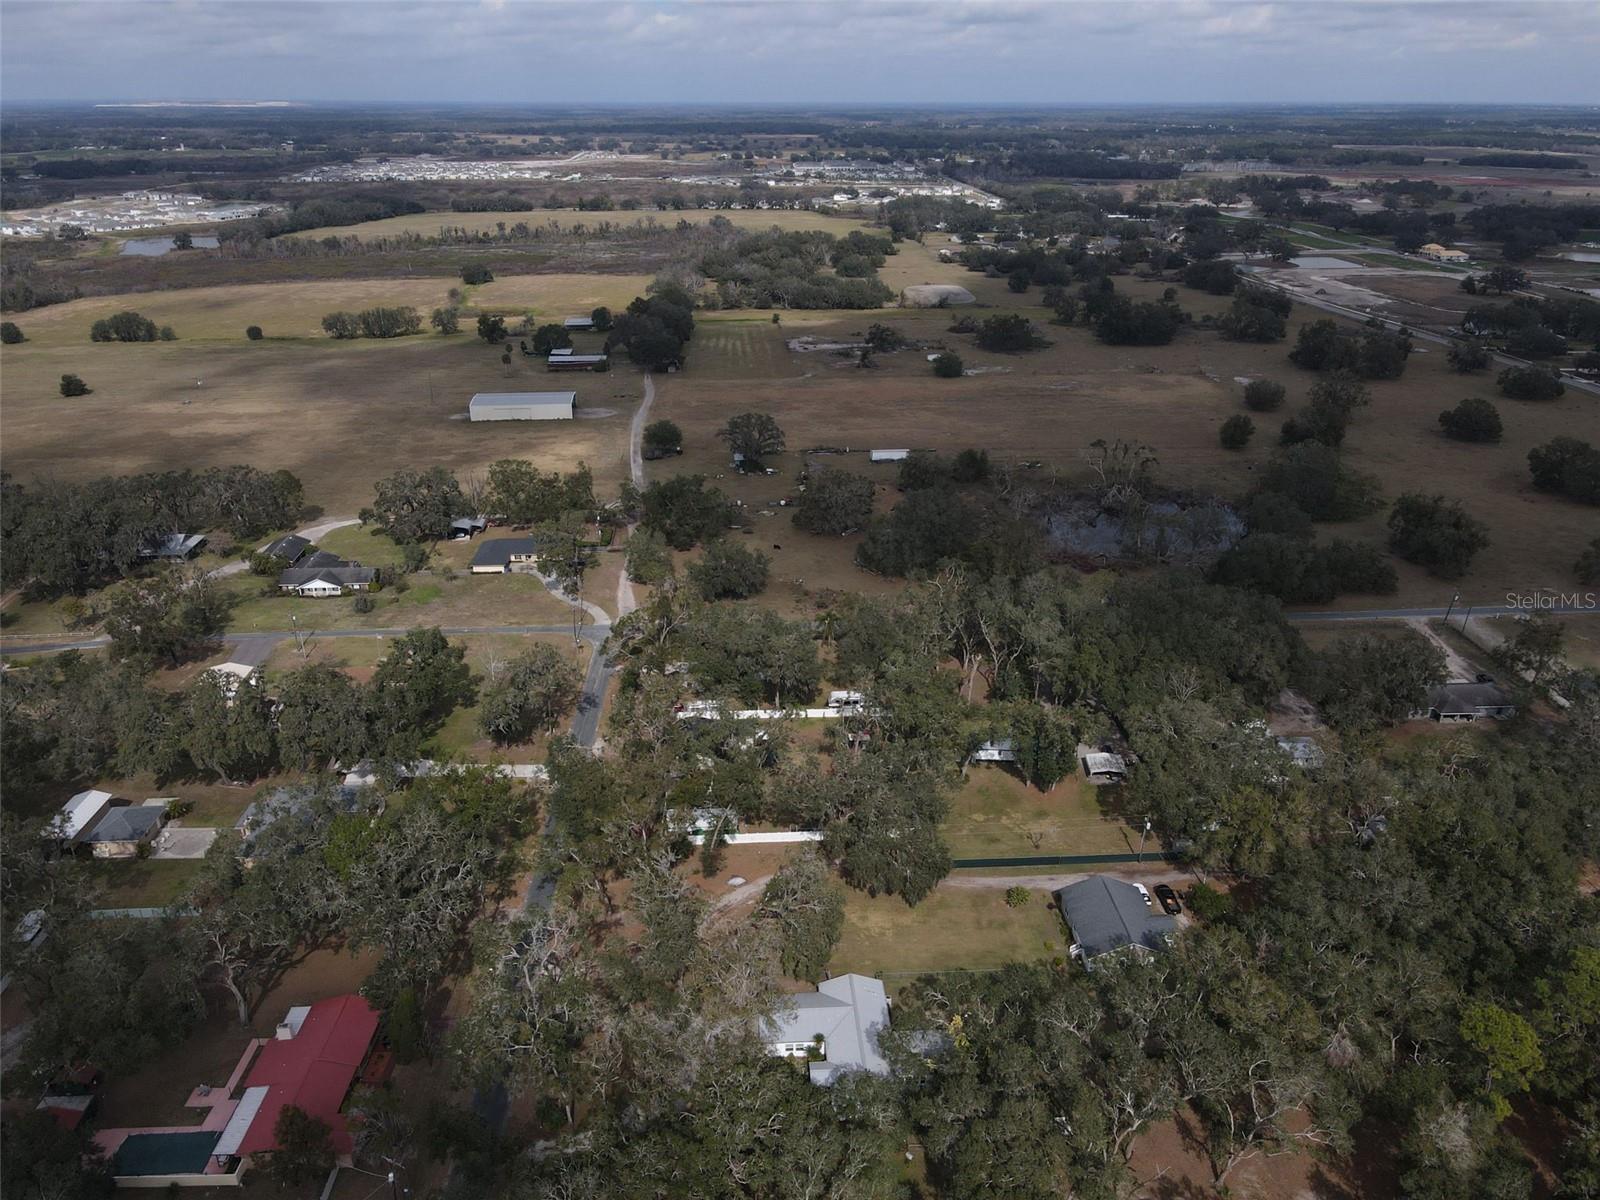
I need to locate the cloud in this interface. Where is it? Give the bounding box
[2,0,1598,103]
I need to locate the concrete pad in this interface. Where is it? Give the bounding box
[152,826,220,860]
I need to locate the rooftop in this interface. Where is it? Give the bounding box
[81,804,163,845]
[234,994,379,1156]
[471,536,538,568]
[1056,877,1177,961]
[1429,681,1513,713]
[765,973,890,1085]
[468,390,576,408]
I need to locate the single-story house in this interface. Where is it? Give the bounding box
[1419,242,1470,264]
[140,533,207,561]
[469,391,576,422]
[1420,681,1516,722]
[869,449,910,463]
[1082,751,1128,783]
[276,564,374,597]
[94,994,382,1188]
[971,739,1018,763]
[258,534,311,564]
[547,352,609,372]
[470,537,539,574]
[80,802,166,858]
[563,315,596,331]
[1276,736,1326,769]
[203,661,260,704]
[44,789,117,847]
[1056,877,1178,969]
[449,516,488,539]
[764,974,890,1085]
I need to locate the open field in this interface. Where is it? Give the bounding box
[828,884,1067,982]
[82,857,203,909]
[651,237,1599,610]
[1,307,640,515]
[942,766,1141,859]
[289,207,879,242]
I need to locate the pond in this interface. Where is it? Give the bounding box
[119,235,219,256]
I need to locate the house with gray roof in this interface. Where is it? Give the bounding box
[764,974,890,1085]
[1420,681,1515,722]
[80,803,166,858]
[140,532,207,561]
[1056,877,1177,970]
[276,563,375,597]
[259,534,312,564]
[470,537,539,574]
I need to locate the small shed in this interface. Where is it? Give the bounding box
[971,739,1018,763]
[140,533,207,561]
[563,316,596,331]
[449,516,487,539]
[1082,751,1128,783]
[869,449,910,463]
[468,391,576,422]
[203,661,260,704]
[546,353,609,372]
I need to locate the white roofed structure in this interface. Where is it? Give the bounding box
[468,391,575,422]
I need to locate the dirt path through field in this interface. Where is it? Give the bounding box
[614,372,654,620]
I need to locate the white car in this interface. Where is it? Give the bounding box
[1132,883,1153,908]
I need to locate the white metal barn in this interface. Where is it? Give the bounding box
[468,391,575,422]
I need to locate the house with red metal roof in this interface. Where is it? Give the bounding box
[92,994,383,1189]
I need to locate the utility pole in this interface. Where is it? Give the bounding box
[1137,817,1151,863]
[1444,592,1459,624]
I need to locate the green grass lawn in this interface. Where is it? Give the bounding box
[828,885,1068,982]
[315,525,409,569]
[942,766,1139,859]
[222,571,572,634]
[82,858,202,909]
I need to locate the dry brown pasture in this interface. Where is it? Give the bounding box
[289,207,878,242]
[1,295,640,516]
[651,236,1599,610]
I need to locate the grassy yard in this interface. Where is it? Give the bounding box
[82,857,202,909]
[828,885,1068,981]
[222,570,577,634]
[943,766,1140,859]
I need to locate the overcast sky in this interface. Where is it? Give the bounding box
[3,0,1599,106]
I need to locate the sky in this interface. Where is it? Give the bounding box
[2,0,1599,106]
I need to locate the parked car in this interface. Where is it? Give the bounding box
[1132,883,1152,908]
[1154,884,1182,916]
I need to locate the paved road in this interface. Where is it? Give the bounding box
[1287,602,1597,623]
[1248,266,1600,400]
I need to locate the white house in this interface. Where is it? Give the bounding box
[764,974,891,1085]
[276,565,374,597]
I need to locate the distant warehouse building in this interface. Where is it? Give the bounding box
[547,353,608,373]
[468,391,575,422]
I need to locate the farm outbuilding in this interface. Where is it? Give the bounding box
[468,391,575,422]
[46,789,117,846]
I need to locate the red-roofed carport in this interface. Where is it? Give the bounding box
[233,994,379,1157]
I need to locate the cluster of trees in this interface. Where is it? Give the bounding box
[1464,199,1600,260]
[1438,396,1503,443]
[1279,373,1373,448]
[606,280,695,369]
[361,460,594,543]
[1387,493,1491,579]
[1218,283,1292,343]
[1499,365,1566,401]
[321,306,423,339]
[1528,437,1600,505]
[1290,318,1411,380]
[2,466,303,597]
[699,229,895,309]
[89,310,174,342]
